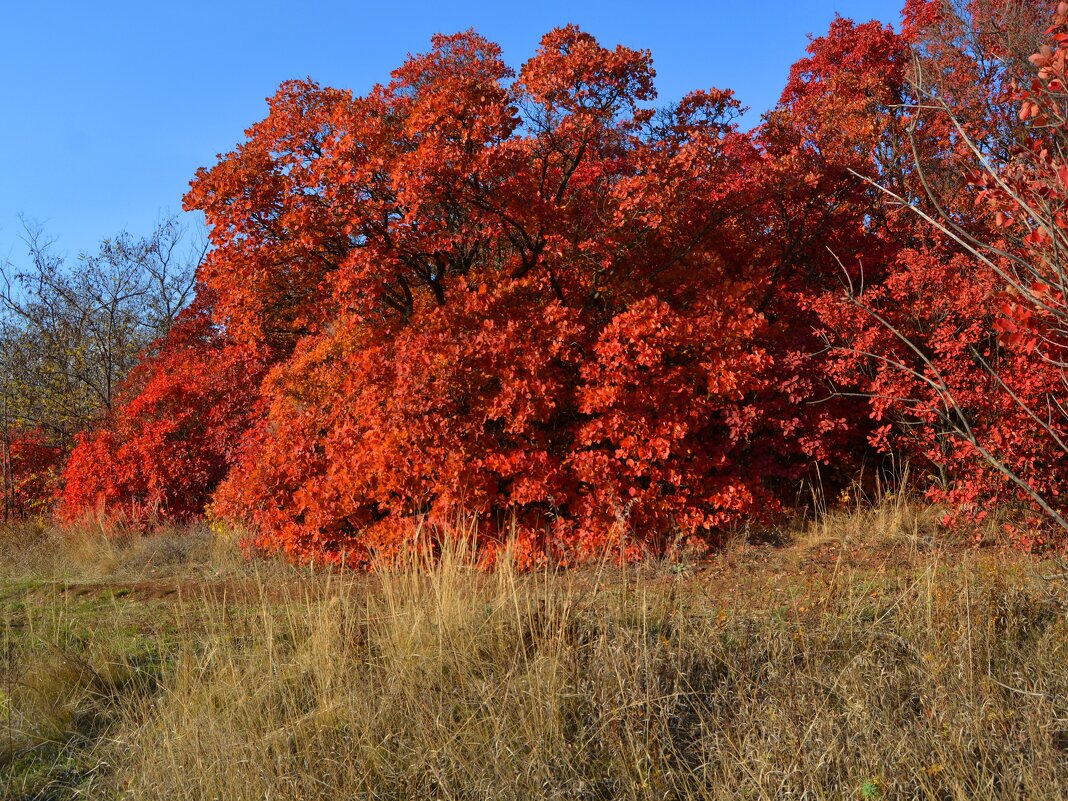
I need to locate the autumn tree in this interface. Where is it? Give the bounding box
[59,288,269,523]
[803,0,1068,546]
[60,6,1068,558]
[101,26,860,566]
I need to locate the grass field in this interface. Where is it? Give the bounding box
[1,502,1066,800]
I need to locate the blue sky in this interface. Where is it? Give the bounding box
[1,0,903,263]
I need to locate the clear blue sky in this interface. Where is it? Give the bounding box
[1,0,903,263]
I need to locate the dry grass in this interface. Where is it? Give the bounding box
[0,516,284,585]
[1,506,1067,799]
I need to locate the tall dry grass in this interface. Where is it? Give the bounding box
[1,508,1067,799]
[114,527,1068,799]
[0,515,272,585]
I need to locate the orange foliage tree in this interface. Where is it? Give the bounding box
[168,27,859,565]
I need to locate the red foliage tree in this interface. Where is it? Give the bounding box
[755,16,917,489]
[804,1,1068,547]
[63,5,1068,559]
[182,27,855,566]
[60,291,269,523]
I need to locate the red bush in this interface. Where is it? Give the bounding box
[4,429,63,519]
[60,291,269,523]
[808,1,1068,545]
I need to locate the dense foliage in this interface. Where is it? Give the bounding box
[190,28,847,565]
[46,0,1068,561]
[59,291,268,523]
[811,0,1068,549]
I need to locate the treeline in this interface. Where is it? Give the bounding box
[7,0,1068,564]
[0,218,199,517]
